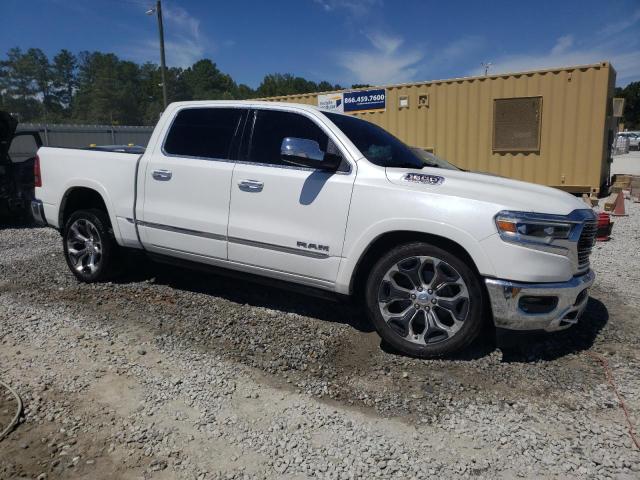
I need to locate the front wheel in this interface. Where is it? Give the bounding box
[365,242,485,358]
[63,209,122,283]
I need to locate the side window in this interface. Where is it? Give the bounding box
[164,108,244,160]
[247,110,330,165]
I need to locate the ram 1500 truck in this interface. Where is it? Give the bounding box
[32,101,597,358]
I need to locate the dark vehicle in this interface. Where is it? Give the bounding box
[0,111,42,223]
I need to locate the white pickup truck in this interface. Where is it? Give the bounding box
[32,101,597,358]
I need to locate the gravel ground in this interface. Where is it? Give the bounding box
[1,201,639,479]
[611,150,640,177]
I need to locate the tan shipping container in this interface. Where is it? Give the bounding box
[261,62,617,194]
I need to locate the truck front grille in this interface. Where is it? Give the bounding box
[577,221,597,272]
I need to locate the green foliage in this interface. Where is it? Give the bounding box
[255,73,342,98]
[0,48,342,125]
[615,82,640,129]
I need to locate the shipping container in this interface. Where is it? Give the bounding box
[261,62,617,194]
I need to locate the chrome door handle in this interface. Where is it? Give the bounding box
[152,169,172,181]
[238,179,263,192]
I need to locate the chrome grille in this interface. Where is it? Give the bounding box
[577,221,597,271]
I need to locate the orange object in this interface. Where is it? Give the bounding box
[611,191,628,216]
[496,219,517,233]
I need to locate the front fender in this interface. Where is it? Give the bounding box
[335,218,496,295]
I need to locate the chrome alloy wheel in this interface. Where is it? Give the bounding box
[378,256,470,345]
[66,218,103,274]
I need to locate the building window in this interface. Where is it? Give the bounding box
[492,96,542,152]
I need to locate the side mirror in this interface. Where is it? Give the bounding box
[280,137,341,171]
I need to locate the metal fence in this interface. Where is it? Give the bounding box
[10,123,154,162]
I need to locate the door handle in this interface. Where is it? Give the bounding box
[238,179,264,192]
[152,169,172,181]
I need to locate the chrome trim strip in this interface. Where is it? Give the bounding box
[137,220,227,241]
[233,159,351,175]
[228,236,330,259]
[134,220,330,259]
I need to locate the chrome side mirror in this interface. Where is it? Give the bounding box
[280,137,341,171]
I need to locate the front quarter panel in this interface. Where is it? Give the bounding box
[336,163,498,294]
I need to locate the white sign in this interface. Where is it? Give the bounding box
[317,93,344,112]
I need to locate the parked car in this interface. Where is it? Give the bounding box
[0,111,42,222]
[32,101,597,358]
[617,132,639,151]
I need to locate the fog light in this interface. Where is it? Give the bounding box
[518,296,558,314]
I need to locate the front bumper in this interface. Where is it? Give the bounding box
[30,199,47,226]
[485,270,595,331]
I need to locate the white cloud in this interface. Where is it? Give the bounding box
[468,35,640,85]
[550,35,574,55]
[336,32,487,85]
[598,9,640,37]
[123,3,223,68]
[163,5,201,40]
[338,33,423,84]
[313,0,382,14]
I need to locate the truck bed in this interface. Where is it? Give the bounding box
[36,147,141,246]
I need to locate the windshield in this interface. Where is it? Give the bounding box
[323,112,424,169]
[409,147,460,170]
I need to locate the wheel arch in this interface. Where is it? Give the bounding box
[59,186,114,234]
[347,230,489,298]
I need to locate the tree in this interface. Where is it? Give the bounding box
[254,73,341,98]
[24,48,54,119]
[0,47,345,124]
[0,48,41,121]
[182,59,236,100]
[52,49,77,115]
[235,83,255,99]
[73,52,144,124]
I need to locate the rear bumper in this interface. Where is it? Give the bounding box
[485,270,595,331]
[31,199,47,226]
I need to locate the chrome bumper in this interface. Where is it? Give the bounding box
[485,270,595,331]
[31,199,47,226]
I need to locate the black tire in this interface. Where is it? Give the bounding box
[364,242,484,358]
[63,209,122,283]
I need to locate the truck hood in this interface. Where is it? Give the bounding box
[386,166,588,216]
[1,111,18,161]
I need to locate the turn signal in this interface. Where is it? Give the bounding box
[496,219,517,234]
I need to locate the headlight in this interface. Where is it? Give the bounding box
[495,211,577,247]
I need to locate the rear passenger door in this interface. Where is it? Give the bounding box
[140,107,246,260]
[227,108,356,288]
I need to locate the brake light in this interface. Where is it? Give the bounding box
[34,154,42,187]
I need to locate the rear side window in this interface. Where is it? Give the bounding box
[164,108,244,160]
[247,110,329,165]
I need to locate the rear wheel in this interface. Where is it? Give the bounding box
[365,242,484,358]
[63,209,122,282]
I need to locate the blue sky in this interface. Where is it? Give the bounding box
[1,0,639,87]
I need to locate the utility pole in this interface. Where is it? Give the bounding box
[147,1,168,109]
[481,62,492,76]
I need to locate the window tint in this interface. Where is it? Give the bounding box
[164,108,244,159]
[324,112,423,169]
[248,110,329,165]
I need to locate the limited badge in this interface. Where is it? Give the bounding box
[403,173,445,185]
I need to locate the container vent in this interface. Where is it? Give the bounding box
[493,96,542,152]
